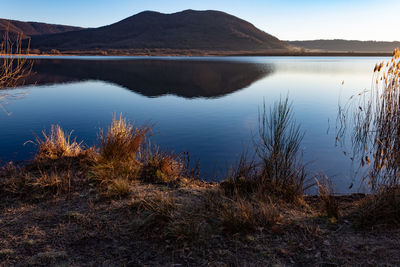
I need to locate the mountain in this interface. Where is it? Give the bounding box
[289,40,400,53]
[28,10,291,53]
[23,59,273,98]
[0,18,82,41]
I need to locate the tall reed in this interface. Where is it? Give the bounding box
[338,49,400,190]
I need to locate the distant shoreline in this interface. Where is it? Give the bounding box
[1,51,393,57]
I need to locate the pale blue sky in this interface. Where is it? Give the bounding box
[1,0,399,41]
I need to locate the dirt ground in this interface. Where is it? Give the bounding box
[0,180,399,266]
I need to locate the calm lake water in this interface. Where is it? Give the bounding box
[0,56,388,193]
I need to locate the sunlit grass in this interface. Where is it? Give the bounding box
[33,125,83,160]
[99,114,151,162]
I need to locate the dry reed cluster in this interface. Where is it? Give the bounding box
[338,49,400,189]
[336,49,400,227]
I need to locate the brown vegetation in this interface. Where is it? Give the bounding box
[338,49,400,189]
[336,49,400,229]
[33,125,83,160]
[316,175,339,219]
[221,97,306,205]
[352,186,400,228]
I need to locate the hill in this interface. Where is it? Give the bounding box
[28,10,292,54]
[289,39,400,53]
[0,18,82,41]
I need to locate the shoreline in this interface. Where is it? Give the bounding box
[1,51,394,58]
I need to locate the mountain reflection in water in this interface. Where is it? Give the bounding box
[26,59,274,98]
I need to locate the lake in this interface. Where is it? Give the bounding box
[0,56,388,193]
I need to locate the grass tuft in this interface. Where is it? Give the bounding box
[102,178,131,199]
[220,197,280,233]
[256,96,306,201]
[138,191,177,229]
[90,114,151,197]
[352,186,400,228]
[206,189,280,233]
[34,125,83,160]
[0,163,75,200]
[99,114,150,162]
[90,160,141,185]
[222,97,307,204]
[141,147,185,183]
[315,175,339,219]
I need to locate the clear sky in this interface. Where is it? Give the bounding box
[1,0,399,41]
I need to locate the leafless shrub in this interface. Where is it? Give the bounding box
[0,28,33,114]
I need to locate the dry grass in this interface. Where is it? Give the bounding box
[352,186,400,228]
[29,170,72,195]
[90,114,151,197]
[0,179,399,266]
[221,97,307,204]
[90,160,141,185]
[0,163,76,200]
[132,186,280,241]
[99,114,150,162]
[33,125,83,161]
[315,175,339,219]
[216,194,280,233]
[101,178,131,199]
[134,191,178,232]
[141,147,185,183]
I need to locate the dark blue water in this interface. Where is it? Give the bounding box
[0,56,388,193]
